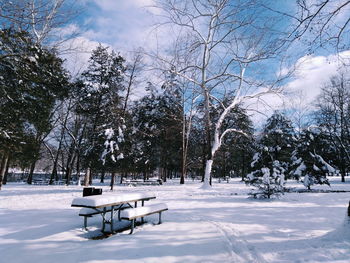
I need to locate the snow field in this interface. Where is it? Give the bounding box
[0,178,349,263]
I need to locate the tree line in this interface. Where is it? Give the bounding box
[1,40,349,190]
[1,0,349,191]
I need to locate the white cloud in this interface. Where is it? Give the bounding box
[78,0,166,55]
[244,50,350,126]
[59,35,103,77]
[286,51,350,103]
[93,0,155,10]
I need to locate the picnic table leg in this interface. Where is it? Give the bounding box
[158,212,162,224]
[141,200,144,223]
[102,207,106,232]
[118,204,124,221]
[84,216,88,230]
[110,206,114,232]
[129,219,135,234]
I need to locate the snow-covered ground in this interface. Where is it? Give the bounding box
[0,178,349,263]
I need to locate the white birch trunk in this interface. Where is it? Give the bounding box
[201,159,213,189]
[201,66,246,188]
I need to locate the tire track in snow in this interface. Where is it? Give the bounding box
[209,221,266,263]
[187,212,265,263]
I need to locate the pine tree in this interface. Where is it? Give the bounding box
[289,128,333,190]
[130,81,183,182]
[0,29,69,187]
[245,111,295,198]
[78,44,126,186]
[246,160,285,198]
[130,83,161,178]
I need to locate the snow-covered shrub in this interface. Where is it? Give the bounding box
[246,161,285,199]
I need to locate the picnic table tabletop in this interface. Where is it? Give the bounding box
[71,192,156,208]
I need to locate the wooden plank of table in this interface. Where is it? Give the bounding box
[71,196,156,209]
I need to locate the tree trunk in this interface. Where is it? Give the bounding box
[162,168,167,183]
[123,54,140,114]
[341,168,345,183]
[89,169,93,185]
[76,154,81,183]
[65,152,77,186]
[84,167,91,186]
[241,151,246,181]
[50,162,58,185]
[201,141,206,182]
[180,167,185,184]
[110,172,115,190]
[3,156,10,185]
[203,90,212,186]
[65,166,71,185]
[65,143,77,185]
[180,114,187,185]
[120,172,124,184]
[27,160,37,184]
[202,160,213,188]
[67,153,77,185]
[0,153,9,190]
[59,150,65,182]
[100,168,105,183]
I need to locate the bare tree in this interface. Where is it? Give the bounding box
[297,0,350,51]
[315,71,350,182]
[123,51,144,114]
[0,0,80,49]
[287,90,313,134]
[266,0,350,52]
[154,0,290,188]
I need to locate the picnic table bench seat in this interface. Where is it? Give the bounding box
[120,203,168,234]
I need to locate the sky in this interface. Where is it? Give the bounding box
[61,0,159,75]
[60,0,350,123]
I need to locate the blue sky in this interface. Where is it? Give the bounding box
[75,0,157,52]
[61,0,350,123]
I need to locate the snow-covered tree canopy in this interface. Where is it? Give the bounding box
[289,127,334,189]
[0,28,70,152]
[75,44,126,181]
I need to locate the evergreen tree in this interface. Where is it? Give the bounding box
[289,128,334,190]
[78,44,125,186]
[0,29,69,187]
[246,160,285,198]
[245,111,296,198]
[131,82,182,181]
[260,111,296,167]
[130,84,161,178]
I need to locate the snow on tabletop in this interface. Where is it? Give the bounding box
[71,192,156,207]
[121,203,168,218]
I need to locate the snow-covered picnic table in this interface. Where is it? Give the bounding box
[71,192,167,233]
